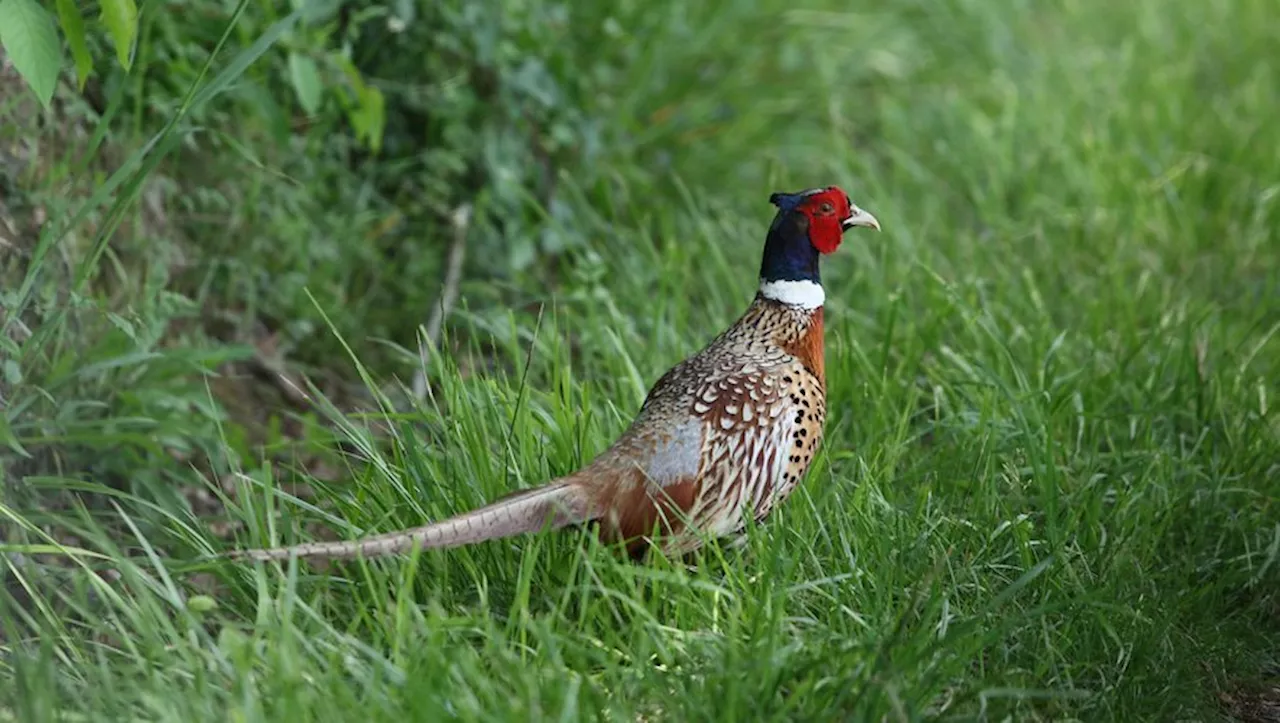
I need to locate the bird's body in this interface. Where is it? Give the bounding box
[231,187,879,563]
[592,295,828,554]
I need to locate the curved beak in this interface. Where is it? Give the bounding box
[841,208,881,232]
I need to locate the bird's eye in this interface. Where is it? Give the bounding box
[819,202,835,214]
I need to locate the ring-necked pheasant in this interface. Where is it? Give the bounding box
[231,186,879,562]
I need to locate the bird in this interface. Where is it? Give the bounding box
[229,186,880,563]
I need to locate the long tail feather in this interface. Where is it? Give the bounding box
[229,480,591,562]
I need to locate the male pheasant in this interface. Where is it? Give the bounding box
[232,186,879,562]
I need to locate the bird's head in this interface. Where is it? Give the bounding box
[758,186,879,307]
[768,186,880,254]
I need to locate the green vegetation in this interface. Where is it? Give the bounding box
[2,0,1277,719]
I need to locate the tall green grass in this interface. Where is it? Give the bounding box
[2,0,1277,720]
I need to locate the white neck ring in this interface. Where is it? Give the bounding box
[759,279,824,309]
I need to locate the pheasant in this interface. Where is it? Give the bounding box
[231,186,880,562]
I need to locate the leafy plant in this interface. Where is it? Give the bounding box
[0,0,137,103]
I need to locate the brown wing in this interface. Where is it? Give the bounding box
[606,471,701,558]
[586,413,706,555]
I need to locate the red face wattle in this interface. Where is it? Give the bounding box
[796,187,856,255]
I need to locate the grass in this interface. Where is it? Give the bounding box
[2,0,1279,720]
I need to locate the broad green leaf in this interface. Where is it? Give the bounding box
[287,52,322,115]
[325,51,384,151]
[353,83,385,152]
[0,0,63,108]
[98,0,137,69]
[55,0,92,89]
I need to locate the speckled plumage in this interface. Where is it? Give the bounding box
[586,296,829,556]
[229,187,879,563]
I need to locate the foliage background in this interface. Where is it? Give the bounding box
[1,0,1278,720]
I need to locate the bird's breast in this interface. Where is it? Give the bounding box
[778,307,825,387]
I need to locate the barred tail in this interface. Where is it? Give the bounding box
[229,480,590,562]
